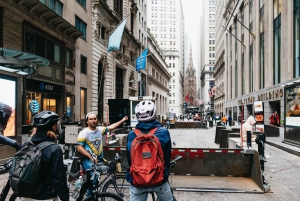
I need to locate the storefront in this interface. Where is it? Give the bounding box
[0,47,49,161]
[25,79,64,123]
[227,86,284,125]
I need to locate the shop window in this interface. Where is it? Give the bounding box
[66,96,74,121]
[76,0,86,9]
[80,88,87,120]
[75,16,87,40]
[80,55,87,74]
[43,98,56,113]
[26,92,42,124]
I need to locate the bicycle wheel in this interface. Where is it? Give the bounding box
[66,172,77,196]
[101,175,130,201]
[0,180,11,201]
[97,192,124,201]
[8,193,17,201]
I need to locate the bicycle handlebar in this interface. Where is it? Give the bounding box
[170,155,182,167]
[0,159,12,173]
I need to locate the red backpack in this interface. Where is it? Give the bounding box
[130,128,165,188]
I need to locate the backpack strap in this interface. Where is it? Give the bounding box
[133,128,158,136]
[28,137,56,150]
[37,141,56,150]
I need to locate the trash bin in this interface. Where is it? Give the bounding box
[209,120,213,127]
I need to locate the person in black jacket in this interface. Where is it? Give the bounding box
[23,111,69,201]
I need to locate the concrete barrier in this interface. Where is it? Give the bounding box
[264,125,280,137]
[101,146,265,193]
[215,126,225,144]
[220,129,234,148]
[173,121,207,129]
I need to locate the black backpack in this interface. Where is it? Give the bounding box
[9,138,55,197]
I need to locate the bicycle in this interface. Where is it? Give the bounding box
[0,159,17,201]
[148,155,182,201]
[67,156,126,201]
[101,155,182,201]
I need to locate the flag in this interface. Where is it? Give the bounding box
[185,94,189,102]
[107,19,127,53]
[135,48,148,71]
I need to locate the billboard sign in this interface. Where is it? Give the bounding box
[0,74,16,137]
[285,84,300,128]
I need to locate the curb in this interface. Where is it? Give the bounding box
[266,141,300,157]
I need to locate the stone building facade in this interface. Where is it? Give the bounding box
[223,0,297,127]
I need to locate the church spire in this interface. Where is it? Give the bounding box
[188,43,193,69]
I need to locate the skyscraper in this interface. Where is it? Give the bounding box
[148,0,185,116]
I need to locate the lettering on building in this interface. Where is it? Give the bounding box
[258,89,283,101]
[45,85,54,91]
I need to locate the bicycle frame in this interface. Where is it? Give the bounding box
[0,159,16,201]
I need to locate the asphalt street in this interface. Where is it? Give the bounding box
[1,126,300,200]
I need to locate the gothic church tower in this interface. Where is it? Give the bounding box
[184,44,198,105]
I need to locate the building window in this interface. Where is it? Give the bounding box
[80,55,87,74]
[114,0,123,18]
[249,44,253,92]
[260,33,265,89]
[66,48,73,68]
[76,0,86,9]
[40,0,63,16]
[116,67,124,98]
[273,0,281,84]
[294,0,300,77]
[130,13,134,35]
[241,52,244,95]
[98,61,104,121]
[80,88,87,120]
[75,16,87,40]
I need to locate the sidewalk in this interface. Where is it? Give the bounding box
[224,124,300,157]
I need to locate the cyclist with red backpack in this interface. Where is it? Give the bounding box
[126,100,173,201]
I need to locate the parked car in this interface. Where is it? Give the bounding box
[193,113,201,121]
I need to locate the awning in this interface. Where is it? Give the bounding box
[0,47,49,76]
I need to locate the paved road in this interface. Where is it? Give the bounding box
[2,126,300,200]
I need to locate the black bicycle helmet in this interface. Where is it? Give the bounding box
[33,110,60,129]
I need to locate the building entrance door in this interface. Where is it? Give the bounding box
[43,98,57,113]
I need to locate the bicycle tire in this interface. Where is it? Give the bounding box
[101,175,130,201]
[97,192,124,201]
[9,193,17,201]
[0,180,11,201]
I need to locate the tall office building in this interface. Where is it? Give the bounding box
[200,0,216,114]
[214,0,227,117]
[148,0,185,116]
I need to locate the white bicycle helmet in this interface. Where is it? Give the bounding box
[135,101,157,122]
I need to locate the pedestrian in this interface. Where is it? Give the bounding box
[62,111,70,124]
[221,115,227,126]
[240,115,257,147]
[226,114,228,125]
[22,110,69,201]
[77,112,128,197]
[238,113,242,125]
[228,115,232,126]
[269,111,280,127]
[126,100,173,200]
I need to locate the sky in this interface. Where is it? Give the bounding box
[182,0,202,68]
